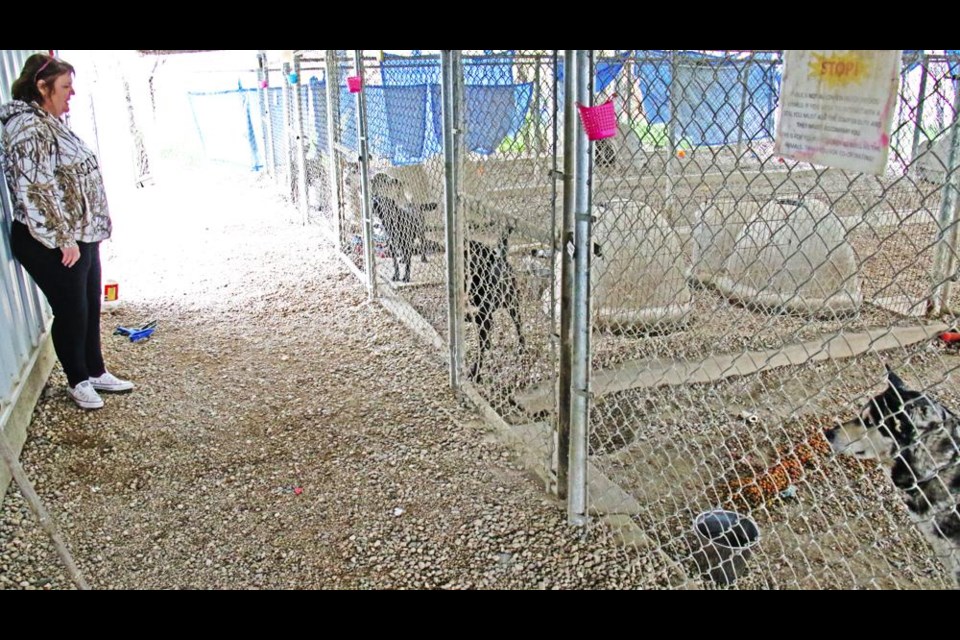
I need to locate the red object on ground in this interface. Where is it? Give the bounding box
[939,331,960,343]
[293,487,303,495]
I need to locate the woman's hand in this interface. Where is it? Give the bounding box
[60,244,80,268]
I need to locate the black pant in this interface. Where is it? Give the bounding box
[10,221,106,387]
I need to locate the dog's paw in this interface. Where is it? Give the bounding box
[468,363,483,382]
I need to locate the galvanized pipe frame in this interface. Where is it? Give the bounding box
[442,51,467,389]
[353,50,377,301]
[305,50,589,516]
[256,51,275,182]
[929,84,960,316]
[264,64,287,181]
[568,50,594,526]
[280,61,294,198]
[323,51,346,252]
[909,51,930,162]
[293,53,310,225]
[557,50,576,502]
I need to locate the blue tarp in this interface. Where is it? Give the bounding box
[326,53,531,161]
[555,57,625,95]
[673,58,779,146]
[380,52,516,86]
[428,83,534,155]
[187,86,262,171]
[464,52,516,85]
[635,52,780,145]
[381,53,441,86]
[635,52,673,124]
[308,78,329,153]
[336,83,434,165]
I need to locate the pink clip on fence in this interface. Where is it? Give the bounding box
[577,98,617,141]
[347,76,363,93]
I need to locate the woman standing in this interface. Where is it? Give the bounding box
[1,53,133,409]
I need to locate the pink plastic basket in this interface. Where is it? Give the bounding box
[577,98,617,141]
[346,75,363,93]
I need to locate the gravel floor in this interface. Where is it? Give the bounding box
[0,165,668,590]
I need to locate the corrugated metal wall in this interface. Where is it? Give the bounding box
[0,50,51,426]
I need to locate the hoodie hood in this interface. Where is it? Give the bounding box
[0,100,44,126]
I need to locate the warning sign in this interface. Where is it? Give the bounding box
[774,50,901,175]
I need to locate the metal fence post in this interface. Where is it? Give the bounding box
[281,61,294,197]
[353,50,376,301]
[623,50,635,125]
[442,50,466,388]
[568,49,594,526]
[929,85,960,316]
[736,56,750,159]
[324,51,344,250]
[532,57,543,156]
[293,53,309,224]
[665,51,678,214]
[557,50,576,501]
[256,51,275,180]
[910,51,929,162]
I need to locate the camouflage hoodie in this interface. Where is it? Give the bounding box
[0,99,111,249]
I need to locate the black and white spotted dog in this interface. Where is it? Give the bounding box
[825,365,960,586]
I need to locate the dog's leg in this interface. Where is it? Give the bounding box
[469,310,493,382]
[419,226,428,263]
[506,278,525,352]
[418,204,437,263]
[390,244,401,282]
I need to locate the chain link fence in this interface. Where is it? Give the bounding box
[252,50,960,589]
[575,50,960,589]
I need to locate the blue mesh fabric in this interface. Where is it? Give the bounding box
[429,83,533,155]
[556,57,625,95]
[634,52,780,144]
[188,87,262,170]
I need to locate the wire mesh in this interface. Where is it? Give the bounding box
[296,53,333,229]
[580,50,960,589]
[455,53,562,449]
[255,50,960,589]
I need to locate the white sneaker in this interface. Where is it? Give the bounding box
[89,371,134,393]
[69,381,104,410]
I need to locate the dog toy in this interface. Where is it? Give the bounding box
[938,330,960,344]
[779,485,798,499]
[114,320,157,343]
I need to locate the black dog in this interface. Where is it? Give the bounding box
[465,226,524,381]
[825,365,960,586]
[370,173,434,282]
